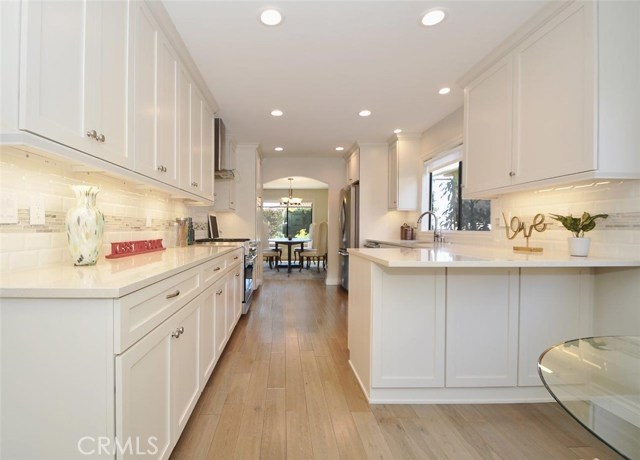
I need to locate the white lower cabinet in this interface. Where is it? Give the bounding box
[446,268,519,387]
[0,251,243,459]
[372,267,445,388]
[518,268,593,386]
[213,275,228,357]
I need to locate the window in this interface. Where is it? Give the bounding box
[263,202,313,238]
[423,148,491,231]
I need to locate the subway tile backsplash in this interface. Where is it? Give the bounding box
[0,147,191,271]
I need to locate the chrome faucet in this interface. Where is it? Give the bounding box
[417,211,443,243]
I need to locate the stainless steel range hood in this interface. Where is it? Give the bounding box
[214,118,235,179]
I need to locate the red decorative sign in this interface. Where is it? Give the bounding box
[106,239,165,259]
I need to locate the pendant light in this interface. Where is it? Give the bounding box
[280,178,302,206]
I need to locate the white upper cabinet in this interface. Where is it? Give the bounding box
[463,57,513,194]
[461,1,640,197]
[20,0,133,168]
[178,67,193,192]
[346,148,360,185]
[388,134,420,211]
[190,89,203,194]
[132,2,180,188]
[201,105,215,200]
[513,2,595,184]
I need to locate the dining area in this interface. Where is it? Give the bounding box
[263,221,329,276]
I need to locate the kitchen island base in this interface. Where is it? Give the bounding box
[347,248,639,405]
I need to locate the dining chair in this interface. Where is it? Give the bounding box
[262,224,281,270]
[294,222,315,261]
[299,221,328,272]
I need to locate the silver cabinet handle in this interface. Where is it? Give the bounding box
[157,165,167,172]
[166,290,180,299]
[96,133,105,142]
[213,266,221,272]
[172,329,181,338]
[191,181,198,187]
[235,273,240,277]
[234,256,239,260]
[216,289,223,295]
[86,129,97,139]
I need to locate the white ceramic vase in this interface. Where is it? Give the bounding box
[568,237,590,257]
[66,185,105,266]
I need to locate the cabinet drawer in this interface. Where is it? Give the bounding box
[115,267,201,353]
[226,249,243,268]
[202,257,228,286]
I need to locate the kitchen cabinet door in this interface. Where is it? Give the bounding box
[178,67,192,191]
[116,315,172,460]
[234,265,244,321]
[19,0,132,168]
[463,56,513,194]
[201,105,215,200]
[388,135,420,210]
[189,89,204,195]
[225,272,236,336]
[213,276,228,357]
[446,268,519,387]
[372,267,445,388]
[199,286,216,387]
[347,149,360,184]
[387,141,399,209]
[513,2,595,184]
[171,300,200,441]
[518,268,593,386]
[133,19,179,187]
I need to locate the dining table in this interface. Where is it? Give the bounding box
[269,238,311,274]
[538,336,640,459]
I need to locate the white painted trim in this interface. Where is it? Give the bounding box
[367,386,553,404]
[348,359,370,401]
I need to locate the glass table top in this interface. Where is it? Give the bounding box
[539,336,640,460]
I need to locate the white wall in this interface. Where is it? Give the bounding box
[262,157,343,285]
[420,107,463,160]
[0,146,188,271]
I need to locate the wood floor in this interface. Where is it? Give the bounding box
[170,279,621,460]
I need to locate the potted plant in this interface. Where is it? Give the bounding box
[548,212,608,256]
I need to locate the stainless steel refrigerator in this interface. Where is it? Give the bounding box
[339,182,359,290]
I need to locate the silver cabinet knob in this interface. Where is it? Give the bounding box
[509,171,516,177]
[157,165,167,173]
[171,329,181,339]
[178,326,184,334]
[235,273,240,277]
[216,289,223,295]
[86,129,97,139]
[191,181,198,187]
[96,133,105,142]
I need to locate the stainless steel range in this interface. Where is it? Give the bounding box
[195,238,257,314]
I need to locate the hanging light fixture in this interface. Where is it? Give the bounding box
[280,178,302,206]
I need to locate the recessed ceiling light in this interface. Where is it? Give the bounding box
[335,146,345,151]
[358,110,372,117]
[394,128,402,134]
[421,9,446,27]
[274,147,284,152]
[271,109,283,117]
[259,8,282,26]
[438,87,451,95]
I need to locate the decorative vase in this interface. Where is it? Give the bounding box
[66,185,105,266]
[568,237,590,257]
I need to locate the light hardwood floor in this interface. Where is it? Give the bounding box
[170,279,621,460]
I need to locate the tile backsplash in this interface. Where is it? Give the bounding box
[489,180,640,258]
[0,146,190,271]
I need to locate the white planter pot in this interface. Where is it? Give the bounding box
[568,237,590,257]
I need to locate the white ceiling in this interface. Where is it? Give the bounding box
[164,0,545,159]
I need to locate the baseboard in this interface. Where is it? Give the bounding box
[325,277,339,285]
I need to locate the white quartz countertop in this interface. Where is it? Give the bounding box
[349,245,640,268]
[0,246,237,299]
